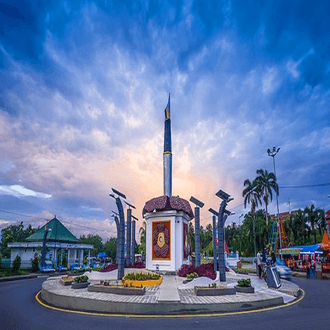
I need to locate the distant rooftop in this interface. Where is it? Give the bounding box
[25,217,78,243]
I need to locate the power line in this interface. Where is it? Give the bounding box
[280,183,330,189]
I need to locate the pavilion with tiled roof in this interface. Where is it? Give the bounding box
[8,217,93,269]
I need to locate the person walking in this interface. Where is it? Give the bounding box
[306,258,311,279]
[257,250,262,279]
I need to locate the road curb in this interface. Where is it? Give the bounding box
[0,274,39,282]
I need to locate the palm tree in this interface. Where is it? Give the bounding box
[242,179,262,256]
[255,169,278,226]
[304,204,323,244]
[292,210,309,245]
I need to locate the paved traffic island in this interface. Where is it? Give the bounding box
[39,271,301,316]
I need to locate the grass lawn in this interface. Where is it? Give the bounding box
[0,269,31,277]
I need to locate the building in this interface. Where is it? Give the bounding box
[8,217,93,269]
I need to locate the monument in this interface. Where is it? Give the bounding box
[142,95,194,272]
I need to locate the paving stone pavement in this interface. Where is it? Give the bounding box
[42,271,300,306]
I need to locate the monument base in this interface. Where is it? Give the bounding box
[144,210,191,273]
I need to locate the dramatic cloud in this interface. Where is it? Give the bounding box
[1,1,330,240]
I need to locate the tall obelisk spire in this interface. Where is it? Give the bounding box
[163,94,172,196]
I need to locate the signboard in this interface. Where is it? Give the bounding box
[266,266,282,289]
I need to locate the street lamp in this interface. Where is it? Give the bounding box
[110,188,126,279]
[124,201,136,267]
[215,189,234,282]
[267,146,282,258]
[190,196,204,267]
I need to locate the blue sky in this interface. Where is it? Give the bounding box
[1,0,330,241]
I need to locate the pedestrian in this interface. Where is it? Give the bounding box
[257,250,262,279]
[311,258,316,278]
[306,258,310,279]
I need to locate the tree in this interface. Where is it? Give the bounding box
[255,169,278,226]
[242,178,262,256]
[79,234,103,257]
[292,210,309,245]
[139,221,146,254]
[104,237,117,263]
[0,222,38,258]
[304,204,323,244]
[31,255,39,273]
[12,255,21,273]
[189,222,195,255]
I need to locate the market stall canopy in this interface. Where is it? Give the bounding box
[320,230,330,251]
[300,244,324,255]
[280,247,302,255]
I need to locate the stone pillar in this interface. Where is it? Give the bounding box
[131,220,136,265]
[212,215,217,271]
[194,207,201,267]
[127,208,132,266]
[88,250,91,267]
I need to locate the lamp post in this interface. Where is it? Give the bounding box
[215,189,234,282]
[267,146,282,258]
[110,188,126,280]
[239,214,243,257]
[190,196,204,267]
[124,201,136,267]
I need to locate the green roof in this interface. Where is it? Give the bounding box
[26,217,78,243]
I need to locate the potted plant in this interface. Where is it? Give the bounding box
[60,275,74,286]
[71,275,90,289]
[88,279,146,295]
[194,283,236,296]
[234,278,255,293]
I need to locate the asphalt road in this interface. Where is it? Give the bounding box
[0,276,329,330]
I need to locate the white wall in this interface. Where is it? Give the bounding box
[144,210,191,272]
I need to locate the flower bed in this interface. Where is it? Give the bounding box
[122,271,162,287]
[60,276,73,286]
[71,275,89,289]
[178,263,216,280]
[88,283,146,295]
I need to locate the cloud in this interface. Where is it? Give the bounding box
[0,185,52,199]
[0,0,330,236]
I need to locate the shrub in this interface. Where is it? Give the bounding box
[186,272,199,280]
[237,279,251,287]
[31,256,39,273]
[100,263,118,272]
[0,254,2,268]
[12,255,21,272]
[123,272,161,281]
[178,263,216,280]
[74,275,89,283]
[62,254,68,268]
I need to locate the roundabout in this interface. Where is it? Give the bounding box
[38,269,302,316]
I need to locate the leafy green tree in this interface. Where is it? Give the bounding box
[0,253,2,268]
[79,234,103,257]
[189,222,195,255]
[31,255,39,272]
[0,222,38,258]
[242,179,262,256]
[304,204,324,244]
[12,255,21,273]
[139,221,146,254]
[104,237,117,262]
[255,169,278,226]
[62,254,68,268]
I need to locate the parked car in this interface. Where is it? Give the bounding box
[276,258,292,280]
